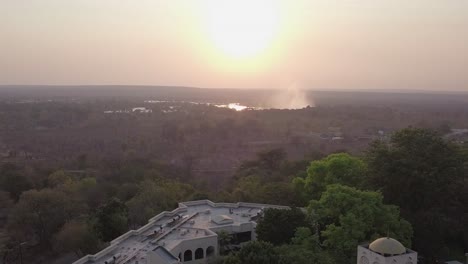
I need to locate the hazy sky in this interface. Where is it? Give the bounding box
[1,0,467,90]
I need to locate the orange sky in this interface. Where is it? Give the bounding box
[1,0,467,90]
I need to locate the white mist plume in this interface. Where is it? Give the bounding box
[269,82,314,109]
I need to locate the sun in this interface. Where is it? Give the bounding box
[203,0,280,59]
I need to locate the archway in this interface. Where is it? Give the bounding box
[184,250,192,262]
[206,246,215,257]
[195,248,204,259]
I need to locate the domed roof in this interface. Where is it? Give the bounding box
[369,237,406,255]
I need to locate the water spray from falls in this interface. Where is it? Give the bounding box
[269,82,314,109]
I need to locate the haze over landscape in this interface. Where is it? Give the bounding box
[0,1,467,264]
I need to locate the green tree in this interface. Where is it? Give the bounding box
[309,184,413,263]
[76,154,88,169]
[256,207,308,245]
[231,176,262,202]
[0,163,31,200]
[366,128,466,257]
[259,182,300,205]
[293,153,366,201]
[0,229,10,260]
[56,177,96,219]
[47,170,72,188]
[234,149,287,181]
[276,227,334,264]
[231,177,301,205]
[92,198,128,242]
[7,189,72,249]
[126,179,194,226]
[223,241,279,264]
[217,230,233,255]
[257,148,287,172]
[0,191,13,217]
[54,221,102,257]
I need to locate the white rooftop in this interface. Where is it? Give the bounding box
[73,200,289,264]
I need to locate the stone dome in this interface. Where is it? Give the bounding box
[369,237,406,255]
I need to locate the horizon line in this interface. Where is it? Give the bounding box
[0,84,468,94]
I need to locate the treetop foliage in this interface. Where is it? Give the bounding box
[1,127,466,263]
[366,127,466,258]
[293,152,367,201]
[256,207,308,246]
[308,184,413,262]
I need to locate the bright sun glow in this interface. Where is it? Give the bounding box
[203,0,280,59]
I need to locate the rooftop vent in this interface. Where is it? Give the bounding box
[104,257,115,264]
[211,215,234,225]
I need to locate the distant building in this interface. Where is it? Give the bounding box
[444,128,468,144]
[132,107,152,113]
[357,237,417,264]
[73,200,289,264]
[331,136,344,141]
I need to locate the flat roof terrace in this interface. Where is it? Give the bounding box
[73,200,289,264]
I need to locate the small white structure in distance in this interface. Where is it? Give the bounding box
[132,107,152,113]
